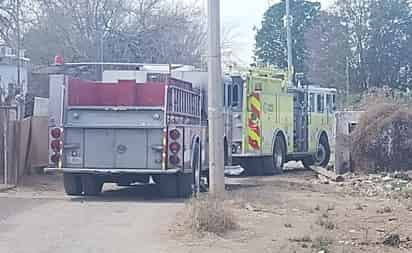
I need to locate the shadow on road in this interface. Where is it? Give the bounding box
[69,184,186,204]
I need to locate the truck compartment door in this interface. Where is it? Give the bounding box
[115,129,147,169]
[84,129,115,168]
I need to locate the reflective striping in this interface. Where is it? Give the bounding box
[249,95,261,117]
[248,119,260,135]
[248,137,260,150]
[247,92,261,151]
[248,129,260,145]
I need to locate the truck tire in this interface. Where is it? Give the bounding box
[63,173,82,196]
[315,136,331,168]
[224,138,229,166]
[271,135,286,173]
[192,141,202,194]
[82,175,103,196]
[158,174,192,198]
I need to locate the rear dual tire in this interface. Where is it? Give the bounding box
[158,140,204,198]
[82,175,103,196]
[63,173,103,196]
[63,173,82,196]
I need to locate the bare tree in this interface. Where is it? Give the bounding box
[23,0,206,66]
[24,0,128,63]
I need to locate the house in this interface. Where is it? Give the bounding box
[0,45,30,104]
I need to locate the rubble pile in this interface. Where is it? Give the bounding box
[351,94,412,172]
[340,172,412,198]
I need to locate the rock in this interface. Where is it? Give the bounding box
[377,206,392,214]
[383,234,400,248]
[383,176,393,182]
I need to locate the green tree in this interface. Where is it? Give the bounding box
[366,0,412,89]
[335,0,371,91]
[305,11,351,89]
[254,0,320,74]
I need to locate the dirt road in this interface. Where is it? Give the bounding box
[0,180,183,253]
[0,172,411,253]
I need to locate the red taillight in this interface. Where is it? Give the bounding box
[169,142,181,153]
[169,129,180,140]
[50,140,62,151]
[169,155,180,165]
[51,153,60,164]
[51,128,62,139]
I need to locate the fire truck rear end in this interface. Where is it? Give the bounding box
[50,77,208,197]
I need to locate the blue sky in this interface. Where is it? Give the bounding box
[218,0,334,64]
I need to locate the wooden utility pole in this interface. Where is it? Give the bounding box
[207,0,225,194]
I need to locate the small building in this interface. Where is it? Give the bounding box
[0,45,30,103]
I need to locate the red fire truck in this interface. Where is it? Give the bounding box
[48,72,213,197]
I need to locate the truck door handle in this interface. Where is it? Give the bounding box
[151,145,164,152]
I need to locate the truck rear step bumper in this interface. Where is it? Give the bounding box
[46,168,181,175]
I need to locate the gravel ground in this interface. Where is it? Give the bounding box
[0,172,412,253]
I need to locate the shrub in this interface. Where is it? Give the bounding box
[351,90,412,172]
[184,194,237,235]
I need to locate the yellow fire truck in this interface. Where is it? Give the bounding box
[233,69,337,174]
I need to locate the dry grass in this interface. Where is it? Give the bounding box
[317,216,336,230]
[183,193,238,235]
[351,88,412,172]
[312,236,333,252]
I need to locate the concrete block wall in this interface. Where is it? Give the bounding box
[335,111,364,174]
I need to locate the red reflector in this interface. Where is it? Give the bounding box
[51,153,60,164]
[50,140,62,151]
[169,155,180,165]
[169,129,180,140]
[169,142,181,153]
[51,128,62,139]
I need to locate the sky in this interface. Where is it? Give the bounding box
[216,0,334,64]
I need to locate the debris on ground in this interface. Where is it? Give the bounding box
[310,166,344,183]
[311,236,333,253]
[377,206,393,214]
[383,233,401,248]
[335,172,412,198]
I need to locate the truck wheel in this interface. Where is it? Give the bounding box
[82,175,103,196]
[192,143,201,194]
[158,174,192,198]
[315,136,331,168]
[63,173,82,196]
[271,135,285,173]
[224,138,229,165]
